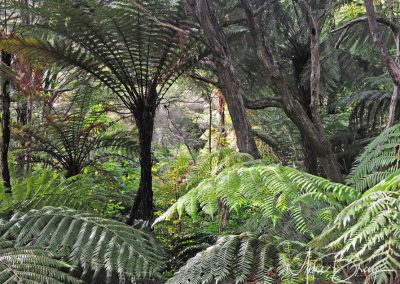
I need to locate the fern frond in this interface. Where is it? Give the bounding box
[0,169,110,213]
[0,241,81,284]
[316,171,400,283]
[347,124,400,191]
[0,207,164,280]
[166,233,274,284]
[155,164,359,237]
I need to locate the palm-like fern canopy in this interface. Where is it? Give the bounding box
[2,0,195,110]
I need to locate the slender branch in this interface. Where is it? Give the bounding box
[295,0,322,124]
[332,15,399,35]
[42,88,73,93]
[129,0,190,35]
[335,26,349,49]
[190,73,219,86]
[223,0,273,27]
[243,96,282,109]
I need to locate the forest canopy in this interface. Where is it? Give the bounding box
[0,0,400,283]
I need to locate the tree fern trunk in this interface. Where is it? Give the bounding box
[128,108,155,224]
[1,51,12,193]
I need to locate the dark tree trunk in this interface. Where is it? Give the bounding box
[65,164,82,179]
[1,51,12,193]
[301,134,318,175]
[128,108,155,224]
[240,0,343,182]
[365,0,400,86]
[327,90,337,115]
[293,50,319,175]
[189,0,261,159]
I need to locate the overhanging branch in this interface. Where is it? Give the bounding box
[243,96,282,109]
[331,15,399,38]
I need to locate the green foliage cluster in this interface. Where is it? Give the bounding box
[159,138,400,283]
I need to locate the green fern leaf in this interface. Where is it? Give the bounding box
[0,207,163,280]
[0,241,81,284]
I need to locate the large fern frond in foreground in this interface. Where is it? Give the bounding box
[0,207,163,280]
[0,241,81,284]
[155,164,358,237]
[316,171,400,284]
[347,124,400,192]
[167,234,334,284]
[166,233,274,284]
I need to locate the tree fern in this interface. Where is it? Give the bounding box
[347,90,394,135]
[316,170,400,284]
[0,241,81,284]
[14,92,138,178]
[166,233,275,284]
[347,124,400,192]
[0,0,199,221]
[0,207,164,280]
[155,164,358,237]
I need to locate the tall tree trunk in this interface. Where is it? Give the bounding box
[327,90,337,115]
[215,90,229,231]
[128,108,155,224]
[387,33,400,128]
[301,134,318,175]
[1,51,12,193]
[208,95,212,153]
[189,0,261,159]
[217,90,226,147]
[240,0,343,182]
[365,0,400,85]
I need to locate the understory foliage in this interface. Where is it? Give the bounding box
[158,133,400,283]
[167,233,275,284]
[318,188,400,284]
[0,169,109,213]
[156,156,358,237]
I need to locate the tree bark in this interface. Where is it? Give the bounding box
[1,51,12,193]
[365,0,400,86]
[128,107,155,224]
[217,90,226,147]
[189,0,261,159]
[301,134,318,175]
[387,33,400,128]
[240,0,343,182]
